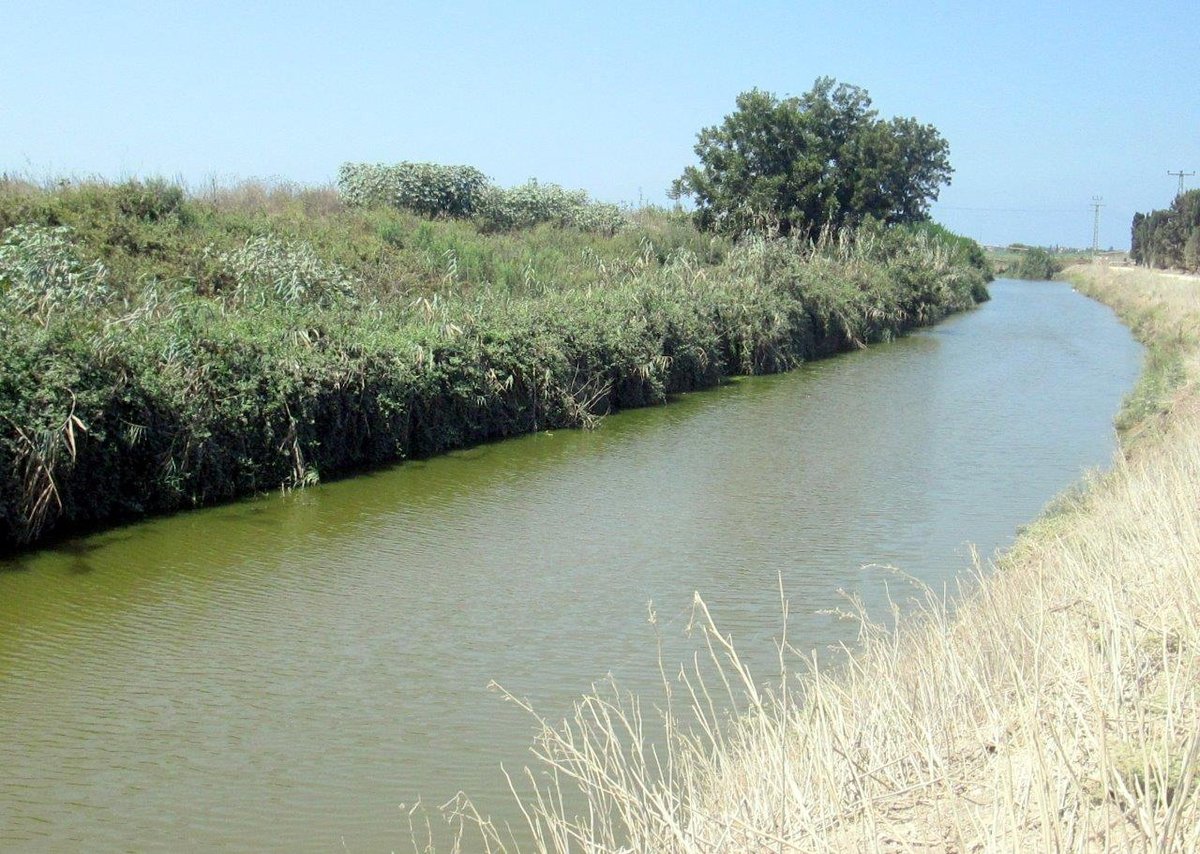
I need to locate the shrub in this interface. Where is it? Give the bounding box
[0,224,109,321]
[111,178,189,222]
[1008,247,1062,280]
[337,162,490,219]
[475,180,626,234]
[211,235,357,307]
[339,162,626,234]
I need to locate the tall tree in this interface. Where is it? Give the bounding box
[1131,191,1200,271]
[672,78,952,237]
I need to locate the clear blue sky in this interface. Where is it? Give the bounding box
[3,1,1197,249]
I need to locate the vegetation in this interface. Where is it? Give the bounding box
[1006,246,1063,279]
[337,162,626,234]
[671,78,952,238]
[1132,190,1200,271]
[984,244,1104,280]
[0,176,988,549]
[0,223,111,319]
[997,246,1064,279]
[449,263,1199,852]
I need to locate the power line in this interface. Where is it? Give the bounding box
[1168,169,1195,195]
[1090,196,1104,253]
[936,205,1084,213]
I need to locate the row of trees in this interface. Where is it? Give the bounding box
[1131,190,1200,271]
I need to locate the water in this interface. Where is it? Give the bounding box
[0,280,1141,851]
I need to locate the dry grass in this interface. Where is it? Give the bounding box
[439,262,1200,852]
[196,177,345,217]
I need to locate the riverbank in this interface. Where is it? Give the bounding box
[490,263,1199,851]
[0,179,988,550]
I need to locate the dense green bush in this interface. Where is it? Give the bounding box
[0,224,110,321]
[474,180,625,234]
[111,178,189,223]
[338,162,627,234]
[337,162,489,218]
[1007,247,1062,280]
[210,235,358,307]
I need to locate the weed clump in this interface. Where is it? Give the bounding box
[338,161,628,234]
[0,224,109,322]
[210,235,358,308]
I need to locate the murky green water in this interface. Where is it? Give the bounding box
[0,280,1141,851]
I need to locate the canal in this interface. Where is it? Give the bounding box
[0,279,1142,851]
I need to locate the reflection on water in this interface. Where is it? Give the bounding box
[0,280,1141,851]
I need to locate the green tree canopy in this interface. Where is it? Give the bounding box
[671,78,953,238]
[1132,190,1200,271]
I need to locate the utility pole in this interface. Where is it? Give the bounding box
[1168,170,1195,196]
[1090,196,1104,253]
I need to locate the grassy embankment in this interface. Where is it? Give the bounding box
[0,177,988,550]
[467,262,1198,852]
